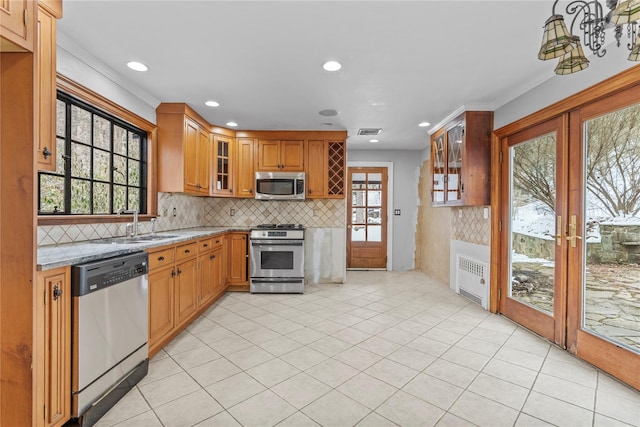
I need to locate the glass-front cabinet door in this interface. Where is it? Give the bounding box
[212,135,234,196]
[431,130,446,205]
[446,122,464,203]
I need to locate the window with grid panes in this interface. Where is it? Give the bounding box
[38,91,147,215]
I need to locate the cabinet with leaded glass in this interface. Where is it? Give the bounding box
[430,111,493,207]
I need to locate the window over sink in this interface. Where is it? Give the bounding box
[38,91,148,215]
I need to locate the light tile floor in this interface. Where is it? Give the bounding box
[95,271,640,427]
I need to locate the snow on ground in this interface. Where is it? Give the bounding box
[512,201,640,244]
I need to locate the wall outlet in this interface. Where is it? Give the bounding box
[394,209,401,216]
[483,207,489,219]
[172,207,177,217]
[458,208,462,218]
[312,209,318,217]
[230,208,235,216]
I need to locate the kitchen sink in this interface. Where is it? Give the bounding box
[93,234,181,244]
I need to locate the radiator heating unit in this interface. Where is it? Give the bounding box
[455,255,488,309]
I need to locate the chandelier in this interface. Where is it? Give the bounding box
[538,0,640,74]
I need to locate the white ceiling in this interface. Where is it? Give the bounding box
[57,1,572,150]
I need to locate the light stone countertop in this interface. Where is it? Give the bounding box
[37,227,250,271]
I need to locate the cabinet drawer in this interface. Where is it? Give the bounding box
[211,235,224,249]
[198,238,213,253]
[149,248,175,270]
[176,242,198,261]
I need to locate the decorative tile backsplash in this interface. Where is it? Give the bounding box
[451,206,491,246]
[37,193,346,246]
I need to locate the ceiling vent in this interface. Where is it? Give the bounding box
[357,128,382,136]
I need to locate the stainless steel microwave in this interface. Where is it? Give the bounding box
[255,171,305,200]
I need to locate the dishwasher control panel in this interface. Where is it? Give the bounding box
[72,252,148,296]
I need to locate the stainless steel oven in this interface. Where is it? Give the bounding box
[250,224,305,293]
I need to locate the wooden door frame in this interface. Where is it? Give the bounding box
[497,116,568,347]
[347,161,394,270]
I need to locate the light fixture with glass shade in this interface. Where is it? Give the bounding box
[538,0,640,75]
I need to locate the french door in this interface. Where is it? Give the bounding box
[500,87,640,389]
[500,117,568,345]
[347,167,388,269]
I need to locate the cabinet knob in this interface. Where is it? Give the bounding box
[203,244,208,247]
[210,254,216,260]
[158,256,165,261]
[308,189,313,195]
[184,249,190,254]
[177,268,182,275]
[43,147,52,160]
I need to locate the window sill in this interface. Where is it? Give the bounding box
[38,214,157,226]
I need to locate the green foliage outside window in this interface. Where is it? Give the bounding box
[39,92,147,215]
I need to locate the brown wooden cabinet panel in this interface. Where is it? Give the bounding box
[175,257,198,328]
[35,267,71,427]
[235,137,255,197]
[306,140,326,198]
[36,6,57,171]
[280,140,304,171]
[148,266,175,354]
[228,232,248,285]
[157,104,211,196]
[430,111,493,207]
[212,135,235,196]
[0,0,34,52]
[256,139,304,171]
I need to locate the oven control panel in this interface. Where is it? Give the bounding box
[250,228,304,240]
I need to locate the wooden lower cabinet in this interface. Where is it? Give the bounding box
[227,232,249,291]
[174,256,198,329]
[147,233,232,357]
[148,265,175,354]
[35,266,71,427]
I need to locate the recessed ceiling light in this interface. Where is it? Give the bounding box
[205,101,220,107]
[226,122,238,127]
[126,61,148,72]
[323,61,342,72]
[319,109,339,117]
[418,122,431,127]
[369,139,379,143]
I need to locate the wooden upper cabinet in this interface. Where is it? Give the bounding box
[256,139,304,171]
[36,4,60,171]
[306,140,326,198]
[430,110,493,207]
[235,138,255,197]
[0,0,35,52]
[157,104,211,196]
[212,135,235,197]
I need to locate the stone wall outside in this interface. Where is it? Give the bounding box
[514,224,640,264]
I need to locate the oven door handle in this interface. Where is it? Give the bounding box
[251,241,303,247]
[251,279,304,283]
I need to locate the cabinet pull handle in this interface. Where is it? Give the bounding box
[43,147,52,159]
[210,254,216,260]
[171,270,176,277]
[52,284,63,301]
[177,268,182,275]
[308,189,312,195]
[215,240,220,244]
[184,249,190,254]
[158,256,165,261]
[203,244,208,247]
[250,189,253,194]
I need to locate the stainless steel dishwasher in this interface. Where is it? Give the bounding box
[71,252,149,426]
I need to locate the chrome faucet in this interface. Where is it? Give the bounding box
[117,208,139,237]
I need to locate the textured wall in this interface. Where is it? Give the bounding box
[451,206,491,246]
[415,160,452,284]
[37,193,346,246]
